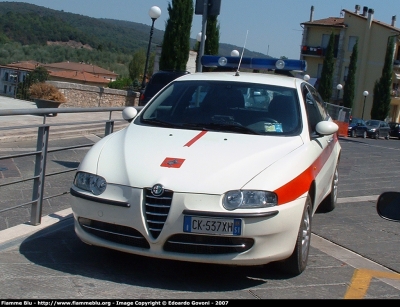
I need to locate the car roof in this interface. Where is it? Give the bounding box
[173,71,301,88]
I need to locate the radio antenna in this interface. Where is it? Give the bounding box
[236,30,249,76]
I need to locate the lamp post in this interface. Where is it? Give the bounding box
[336,84,343,104]
[196,32,206,72]
[362,90,369,120]
[141,6,161,91]
[231,50,240,57]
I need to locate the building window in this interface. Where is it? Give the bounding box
[321,34,330,48]
[4,72,9,82]
[396,45,400,61]
[348,36,358,51]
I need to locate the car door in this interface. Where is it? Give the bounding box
[355,119,367,136]
[303,84,337,207]
[380,121,390,138]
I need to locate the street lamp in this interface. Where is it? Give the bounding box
[362,90,369,120]
[141,6,161,91]
[196,32,206,72]
[231,50,240,57]
[336,84,343,104]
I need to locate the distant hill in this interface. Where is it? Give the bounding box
[0,2,268,56]
[0,1,268,76]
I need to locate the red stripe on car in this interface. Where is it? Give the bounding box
[274,137,337,205]
[184,131,208,147]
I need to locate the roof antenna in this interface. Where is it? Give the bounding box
[236,30,249,76]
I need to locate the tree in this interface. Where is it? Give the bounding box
[17,66,49,100]
[202,15,220,72]
[342,39,358,108]
[108,77,132,90]
[129,49,146,81]
[27,66,49,83]
[159,0,194,71]
[371,36,395,120]
[318,32,335,102]
[205,15,220,56]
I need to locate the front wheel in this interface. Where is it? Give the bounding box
[318,166,338,213]
[351,130,356,138]
[385,133,390,140]
[277,194,312,276]
[362,131,367,138]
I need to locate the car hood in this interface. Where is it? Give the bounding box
[90,125,304,194]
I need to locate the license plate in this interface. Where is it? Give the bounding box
[183,216,242,236]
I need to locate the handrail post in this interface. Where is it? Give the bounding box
[30,125,50,225]
[105,120,115,136]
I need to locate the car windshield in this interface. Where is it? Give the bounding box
[366,120,380,127]
[350,118,364,125]
[137,80,301,136]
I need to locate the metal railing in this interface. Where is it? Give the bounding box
[0,106,139,228]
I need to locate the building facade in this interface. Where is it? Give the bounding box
[301,4,400,122]
[0,61,118,98]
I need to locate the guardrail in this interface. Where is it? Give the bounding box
[0,107,139,228]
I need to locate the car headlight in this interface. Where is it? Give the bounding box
[73,172,107,195]
[369,128,376,132]
[223,190,277,210]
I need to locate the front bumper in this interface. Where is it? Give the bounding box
[70,186,306,266]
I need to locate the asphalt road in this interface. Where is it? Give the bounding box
[0,131,400,299]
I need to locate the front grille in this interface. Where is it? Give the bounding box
[78,218,150,249]
[164,234,254,254]
[144,188,173,239]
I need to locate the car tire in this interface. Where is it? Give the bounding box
[385,133,390,140]
[362,131,367,138]
[318,165,338,213]
[375,132,379,139]
[351,130,356,138]
[277,194,312,276]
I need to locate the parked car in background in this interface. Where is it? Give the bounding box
[139,70,190,106]
[347,117,367,138]
[389,122,400,139]
[365,119,390,139]
[70,55,341,276]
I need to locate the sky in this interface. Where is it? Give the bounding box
[2,0,400,59]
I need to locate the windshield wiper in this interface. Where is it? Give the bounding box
[206,122,259,135]
[142,118,176,128]
[180,122,259,135]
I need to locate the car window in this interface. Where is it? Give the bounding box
[366,120,380,126]
[302,84,328,134]
[138,80,302,135]
[350,118,365,125]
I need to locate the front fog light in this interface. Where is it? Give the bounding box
[74,172,107,195]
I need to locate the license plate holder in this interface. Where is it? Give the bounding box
[183,216,241,236]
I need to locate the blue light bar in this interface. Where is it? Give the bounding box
[201,55,307,72]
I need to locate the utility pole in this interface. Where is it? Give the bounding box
[195,0,221,72]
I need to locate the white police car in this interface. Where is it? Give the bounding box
[70,56,341,276]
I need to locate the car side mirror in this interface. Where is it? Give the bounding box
[122,107,138,122]
[315,121,339,135]
[376,192,400,222]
